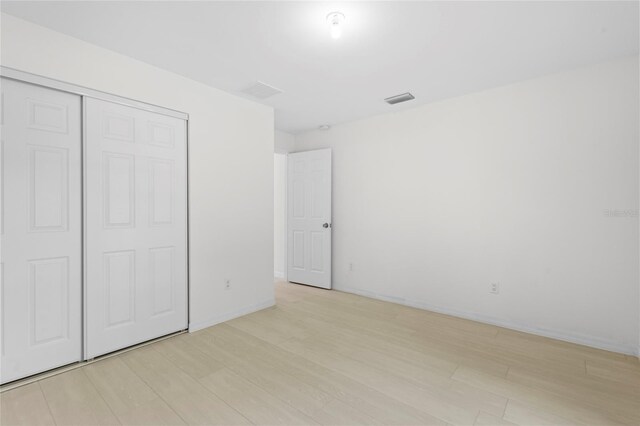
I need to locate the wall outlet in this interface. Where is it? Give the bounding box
[349,262,354,272]
[225,279,231,290]
[490,283,500,294]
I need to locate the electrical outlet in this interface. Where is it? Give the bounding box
[349,262,354,271]
[490,283,500,294]
[225,279,231,290]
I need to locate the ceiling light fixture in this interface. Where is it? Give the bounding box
[326,12,345,39]
[318,124,331,131]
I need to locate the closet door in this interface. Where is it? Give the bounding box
[0,79,82,383]
[84,98,187,358]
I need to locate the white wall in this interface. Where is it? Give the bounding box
[275,129,295,154]
[274,154,287,278]
[1,13,275,331]
[295,56,640,355]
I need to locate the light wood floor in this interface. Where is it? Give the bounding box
[1,280,639,426]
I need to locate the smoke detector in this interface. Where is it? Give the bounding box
[318,125,331,131]
[384,92,415,105]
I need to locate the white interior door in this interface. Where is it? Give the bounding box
[85,98,187,359]
[287,149,332,289]
[0,79,82,383]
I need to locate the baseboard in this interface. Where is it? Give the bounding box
[188,298,275,333]
[274,271,285,279]
[335,284,638,356]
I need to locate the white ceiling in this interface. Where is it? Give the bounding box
[2,1,638,134]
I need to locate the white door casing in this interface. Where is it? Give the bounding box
[0,79,82,383]
[84,98,187,359]
[287,149,332,289]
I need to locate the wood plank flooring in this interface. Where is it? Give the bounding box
[1,280,639,425]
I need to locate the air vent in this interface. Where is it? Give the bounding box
[240,81,282,99]
[384,92,415,105]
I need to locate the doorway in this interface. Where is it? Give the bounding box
[274,153,287,280]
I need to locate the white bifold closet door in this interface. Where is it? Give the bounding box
[1,79,82,383]
[84,98,187,359]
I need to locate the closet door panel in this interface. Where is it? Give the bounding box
[0,79,82,384]
[85,98,187,359]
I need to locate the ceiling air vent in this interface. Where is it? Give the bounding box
[241,81,283,99]
[384,92,415,105]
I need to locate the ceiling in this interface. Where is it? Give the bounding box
[2,1,638,134]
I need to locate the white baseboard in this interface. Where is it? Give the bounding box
[188,298,275,333]
[335,284,638,356]
[274,271,285,279]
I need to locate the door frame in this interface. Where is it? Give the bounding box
[273,152,288,282]
[0,66,191,364]
[1,67,187,120]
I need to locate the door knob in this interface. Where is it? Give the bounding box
[323,223,330,228]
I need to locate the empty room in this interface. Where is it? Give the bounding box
[0,1,639,425]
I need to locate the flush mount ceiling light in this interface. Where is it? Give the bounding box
[326,12,345,39]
